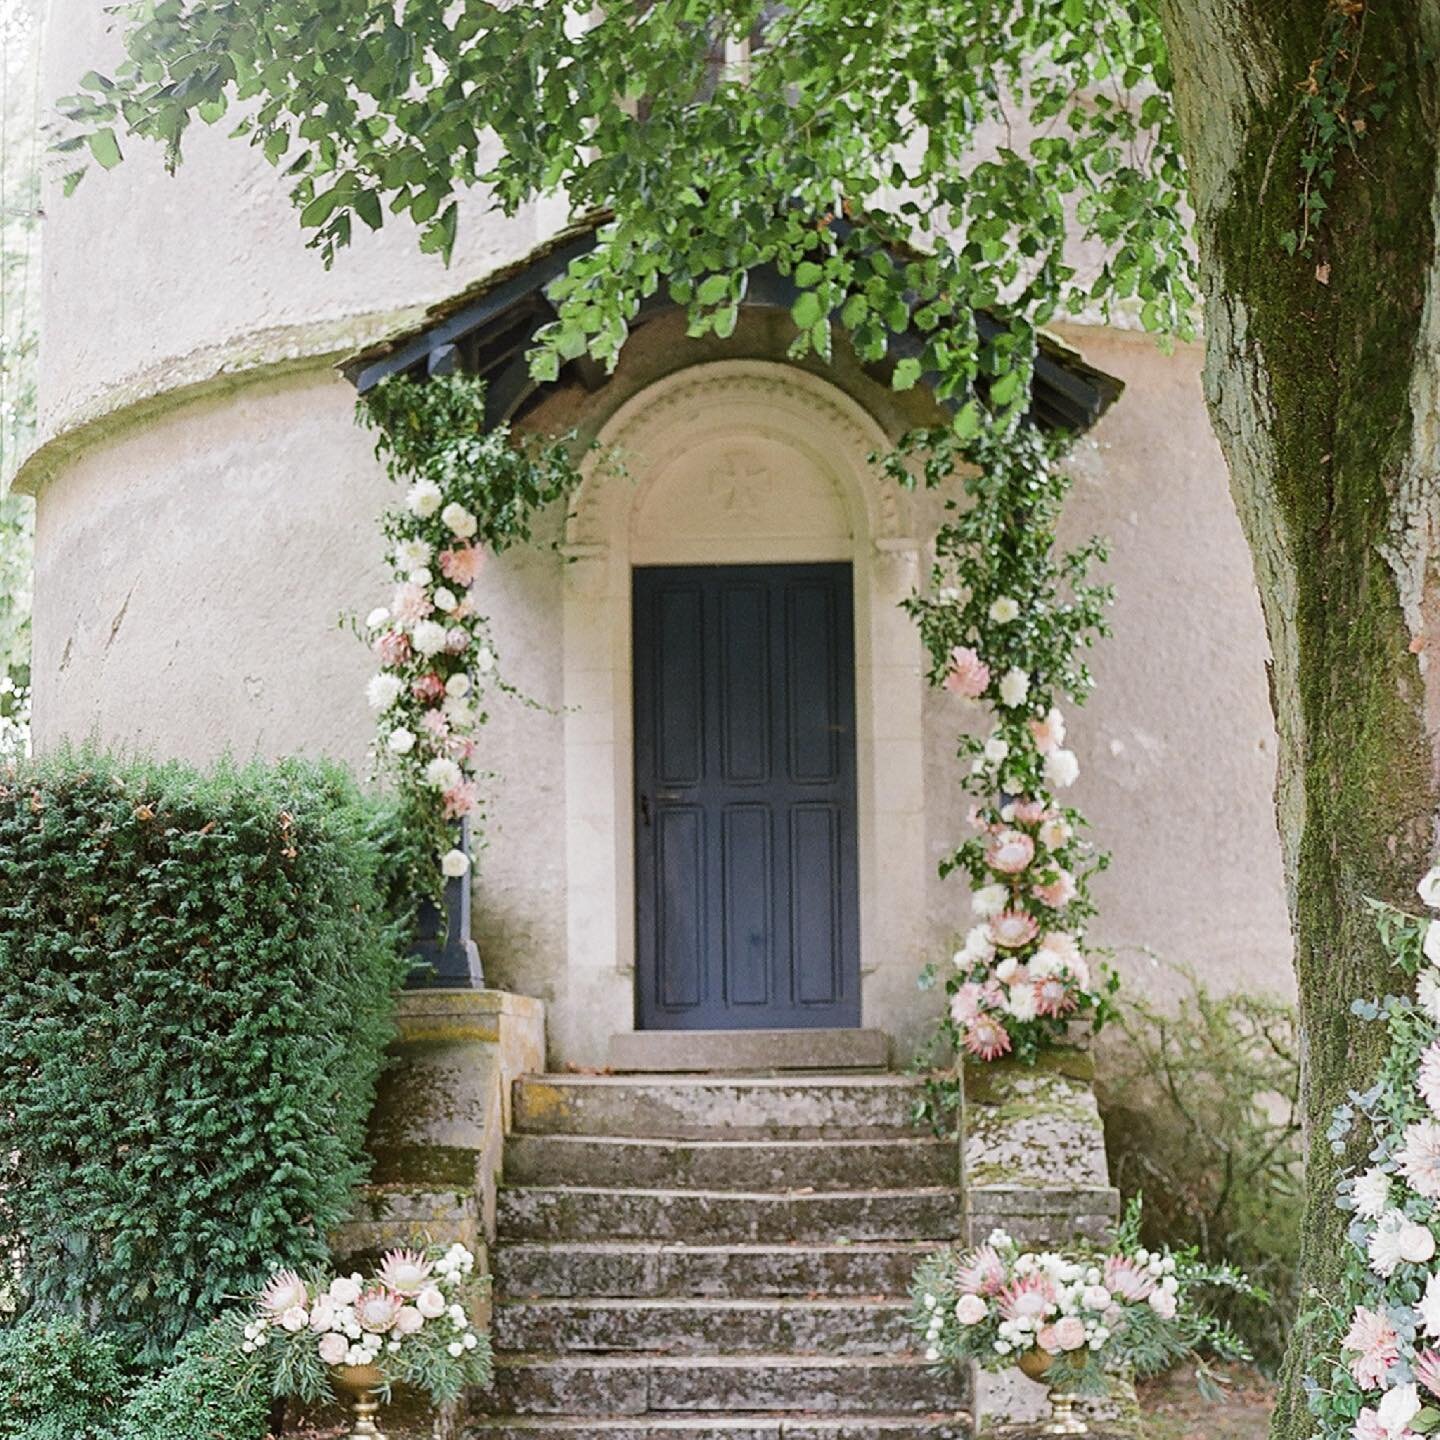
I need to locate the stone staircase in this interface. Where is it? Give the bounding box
[466,1070,971,1440]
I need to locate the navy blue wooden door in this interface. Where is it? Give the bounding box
[633,563,860,1031]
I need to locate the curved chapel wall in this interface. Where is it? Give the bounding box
[31,4,1294,1060]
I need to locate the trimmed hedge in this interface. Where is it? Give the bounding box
[0,750,409,1365]
[112,1320,270,1440]
[0,1316,126,1440]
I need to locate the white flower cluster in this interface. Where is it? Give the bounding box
[242,1244,482,1372]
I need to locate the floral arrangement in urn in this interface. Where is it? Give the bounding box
[234,1242,490,1427]
[1305,868,1440,1440]
[910,1202,1254,1433]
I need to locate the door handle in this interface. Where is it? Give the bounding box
[640,794,651,827]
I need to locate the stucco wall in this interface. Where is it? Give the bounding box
[29,2,1294,1065]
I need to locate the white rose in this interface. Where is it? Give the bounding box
[387,727,416,756]
[445,673,471,698]
[463,1332,478,1350]
[442,502,479,539]
[417,1286,447,1319]
[477,646,497,674]
[365,607,391,631]
[1420,867,1440,909]
[972,883,1008,919]
[406,480,443,517]
[989,596,1020,624]
[367,674,403,711]
[994,957,1021,984]
[317,1333,348,1366]
[998,667,1030,708]
[309,1297,337,1333]
[395,1306,424,1335]
[955,1294,988,1326]
[1006,984,1038,1021]
[1401,1221,1437,1264]
[1147,1289,1177,1320]
[412,619,449,657]
[426,756,462,791]
[434,587,459,613]
[441,848,471,879]
[329,1277,362,1306]
[408,567,433,588]
[1044,748,1080,789]
[1419,969,1440,1024]
[1379,1383,1422,1438]
[1039,817,1072,850]
[281,1306,308,1333]
[444,697,476,729]
[983,734,1009,766]
[1425,920,1440,965]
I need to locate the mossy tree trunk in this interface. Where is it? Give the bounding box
[1155,4,1440,1435]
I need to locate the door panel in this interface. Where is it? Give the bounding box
[633,563,860,1031]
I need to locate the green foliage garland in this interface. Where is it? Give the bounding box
[0,749,408,1366]
[356,372,585,894]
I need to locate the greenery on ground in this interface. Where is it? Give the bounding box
[0,750,410,1367]
[1098,973,1302,1374]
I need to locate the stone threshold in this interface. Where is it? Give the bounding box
[607,1028,889,1073]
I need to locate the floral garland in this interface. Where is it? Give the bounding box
[901,424,1117,1083]
[1306,867,1440,1440]
[910,1199,1254,1397]
[358,373,583,894]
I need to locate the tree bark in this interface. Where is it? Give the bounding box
[1154,3,1440,1435]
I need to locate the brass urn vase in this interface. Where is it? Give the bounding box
[331,1364,389,1440]
[1016,1348,1089,1436]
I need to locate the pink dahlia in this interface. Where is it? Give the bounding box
[1102,1254,1156,1303]
[986,830,1036,876]
[1400,1121,1440,1199]
[1416,1348,1440,1400]
[998,1273,1057,1323]
[954,1243,1008,1296]
[1034,975,1078,1018]
[439,543,486,587]
[1034,869,1078,910]
[1420,1042,1440,1118]
[964,1014,1012,1062]
[412,672,447,706]
[989,910,1040,950]
[943,645,990,699]
[375,630,411,668]
[1342,1304,1400,1390]
[392,583,433,626]
[949,982,986,1025]
[443,780,481,820]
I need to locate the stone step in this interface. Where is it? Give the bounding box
[477,1355,970,1416]
[503,1135,956,1191]
[607,1031,889,1074]
[513,1075,927,1140]
[466,1414,972,1440]
[492,1241,933,1299]
[493,1298,910,1355]
[496,1186,964,1243]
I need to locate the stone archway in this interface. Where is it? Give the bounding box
[551,359,927,1059]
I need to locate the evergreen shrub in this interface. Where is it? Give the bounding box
[0,1315,126,1440]
[0,749,409,1365]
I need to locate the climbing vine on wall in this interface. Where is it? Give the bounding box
[891,422,1118,1114]
[357,372,584,893]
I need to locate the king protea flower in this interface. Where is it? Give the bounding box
[964,1014,1012,1062]
[997,1272,1057,1322]
[1033,975,1078,1018]
[1414,1348,1440,1400]
[377,1248,435,1297]
[954,1244,1008,1296]
[258,1269,309,1315]
[1102,1254,1156,1303]
[989,910,1040,950]
[356,1287,404,1334]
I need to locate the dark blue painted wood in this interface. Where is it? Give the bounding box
[633,563,860,1030]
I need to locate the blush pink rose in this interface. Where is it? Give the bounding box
[1034,869,1078,909]
[1029,708,1066,754]
[986,829,1035,875]
[442,780,481,820]
[943,645,990,699]
[1053,1316,1087,1351]
[989,910,1040,950]
[412,672,447,706]
[1010,798,1049,825]
[1035,1324,1061,1355]
[439,544,486,587]
[375,630,411,667]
